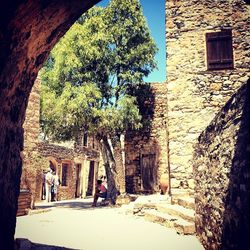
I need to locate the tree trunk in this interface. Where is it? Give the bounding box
[111,134,126,194]
[99,135,120,204]
[0,1,99,248]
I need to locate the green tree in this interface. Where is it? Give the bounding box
[40,0,158,203]
[106,0,157,101]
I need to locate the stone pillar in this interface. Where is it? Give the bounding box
[21,78,46,207]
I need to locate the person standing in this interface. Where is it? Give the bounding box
[45,169,53,202]
[42,170,46,200]
[52,171,60,201]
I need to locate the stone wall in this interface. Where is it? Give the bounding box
[22,78,100,203]
[23,79,40,148]
[38,142,100,200]
[21,78,46,207]
[125,83,168,193]
[38,142,78,200]
[166,0,250,190]
[193,79,250,250]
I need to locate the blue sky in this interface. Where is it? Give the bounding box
[97,0,166,83]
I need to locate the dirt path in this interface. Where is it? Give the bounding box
[15,199,204,250]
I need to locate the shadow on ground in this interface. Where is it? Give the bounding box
[15,238,75,250]
[16,199,113,249]
[33,198,112,211]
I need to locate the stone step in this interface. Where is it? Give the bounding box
[156,204,195,223]
[144,209,195,235]
[171,196,195,210]
[133,194,171,205]
[171,188,194,198]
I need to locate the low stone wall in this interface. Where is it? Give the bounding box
[21,149,47,207]
[17,189,31,216]
[193,79,250,250]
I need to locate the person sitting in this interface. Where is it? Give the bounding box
[100,175,107,189]
[92,179,107,207]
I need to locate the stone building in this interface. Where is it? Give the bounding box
[165,0,250,249]
[166,0,249,191]
[126,1,249,247]
[125,0,249,197]
[125,83,168,194]
[21,78,101,206]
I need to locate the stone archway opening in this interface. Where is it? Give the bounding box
[0,1,100,249]
[48,157,58,173]
[1,0,167,249]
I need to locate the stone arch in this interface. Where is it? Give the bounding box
[47,156,58,173]
[0,1,100,249]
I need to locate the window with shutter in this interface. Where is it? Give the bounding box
[61,163,69,186]
[206,30,234,70]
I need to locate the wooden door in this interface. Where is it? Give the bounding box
[141,154,157,193]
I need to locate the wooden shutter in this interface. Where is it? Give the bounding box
[206,30,234,70]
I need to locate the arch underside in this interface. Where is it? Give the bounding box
[0,1,100,249]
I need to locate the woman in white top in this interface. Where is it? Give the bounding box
[52,172,60,201]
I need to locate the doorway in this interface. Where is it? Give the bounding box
[75,164,82,198]
[41,160,57,200]
[86,161,95,196]
[141,154,157,193]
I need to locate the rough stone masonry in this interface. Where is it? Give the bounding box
[166,0,250,190]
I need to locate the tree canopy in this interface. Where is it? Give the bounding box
[40,0,158,141]
[40,0,158,201]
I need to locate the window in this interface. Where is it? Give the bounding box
[206,30,233,70]
[61,163,69,186]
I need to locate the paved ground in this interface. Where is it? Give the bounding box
[15,198,204,250]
